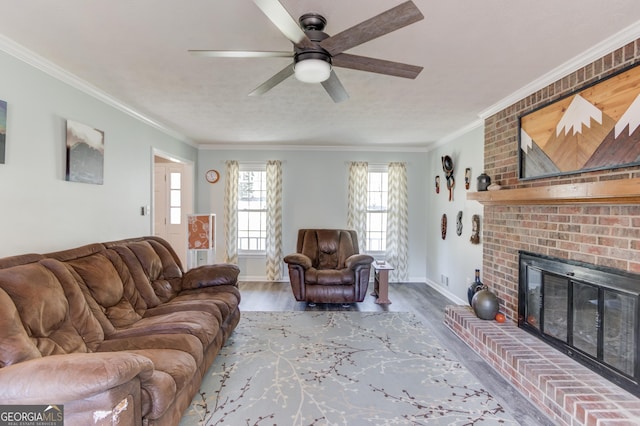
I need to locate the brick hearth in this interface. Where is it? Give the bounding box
[445,305,640,425]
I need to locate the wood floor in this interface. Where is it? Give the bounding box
[238,281,553,426]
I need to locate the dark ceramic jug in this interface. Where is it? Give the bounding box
[477,173,491,191]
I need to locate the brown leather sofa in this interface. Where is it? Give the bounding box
[284,229,374,304]
[0,236,241,426]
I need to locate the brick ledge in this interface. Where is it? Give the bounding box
[445,305,640,425]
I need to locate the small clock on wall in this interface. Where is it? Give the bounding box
[205,169,220,184]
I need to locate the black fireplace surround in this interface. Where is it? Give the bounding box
[519,251,640,396]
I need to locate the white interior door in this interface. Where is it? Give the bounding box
[153,156,193,268]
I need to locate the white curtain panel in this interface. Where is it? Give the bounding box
[266,160,283,281]
[347,161,368,252]
[223,160,239,264]
[387,162,409,281]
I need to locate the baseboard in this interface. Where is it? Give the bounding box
[425,279,466,305]
[240,275,430,283]
[239,275,288,282]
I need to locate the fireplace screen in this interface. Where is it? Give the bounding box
[519,251,640,395]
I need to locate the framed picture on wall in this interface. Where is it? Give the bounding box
[0,99,6,164]
[519,63,640,180]
[65,119,105,185]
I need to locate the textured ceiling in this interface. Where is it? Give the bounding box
[1,1,640,149]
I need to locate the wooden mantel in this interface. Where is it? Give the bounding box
[467,177,640,205]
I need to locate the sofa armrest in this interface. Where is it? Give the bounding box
[181,263,240,290]
[283,253,312,269]
[0,352,154,404]
[345,254,374,270]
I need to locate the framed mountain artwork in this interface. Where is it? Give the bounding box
[519,64,640,180]
[65,119,104,185]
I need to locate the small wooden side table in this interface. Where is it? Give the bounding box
[371,261,394,304]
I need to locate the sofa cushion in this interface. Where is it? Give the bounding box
[299,229,358,270]
[97,333,204,368]
[0,287,41,367]
[0,263,89,356]
[129,241,182,298]
[111,241,182,304]
[304,268,355,285]
[106,310,220,348]
[318,250,339,270]
[108,244,165,306]
[173,285,241,321]
[145,300,224,325]
[40,259,105,352]
[67,252,144,328]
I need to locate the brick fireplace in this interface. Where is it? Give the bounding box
[446,40,640,424]
[481,40,640,322]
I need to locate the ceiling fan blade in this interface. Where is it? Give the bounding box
[252,0,315,49]
[189,50,293,58]
[248,63,295,96]
[332,53,422,79]
[320,1,423,56]
[321,71,349,103]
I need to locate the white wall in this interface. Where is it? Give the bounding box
[197,148,428,281]
[425,124,484,304]
[0,50,196,257]
[0,43,481,297]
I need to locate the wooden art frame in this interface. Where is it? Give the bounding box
[519,63,640,180]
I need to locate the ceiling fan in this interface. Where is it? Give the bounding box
[189,0,424,103]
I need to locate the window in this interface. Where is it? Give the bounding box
[367,169,388,252]
[169,172,181,225]
[238,168,267,252]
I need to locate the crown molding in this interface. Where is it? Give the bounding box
[0,34,194,146]
[479,20,640,119]
[197,142,432,152]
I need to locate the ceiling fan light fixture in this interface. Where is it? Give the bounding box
[294,58,331,83]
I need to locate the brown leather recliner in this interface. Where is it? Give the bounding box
[284,229,374,304]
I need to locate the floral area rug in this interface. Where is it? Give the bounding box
[180,311,518,425]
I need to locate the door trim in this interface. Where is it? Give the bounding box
[151,148,194,266]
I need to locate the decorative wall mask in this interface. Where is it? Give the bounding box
[456,211,463,236]
[435,175,440,194]
[464,168,471,190]
[441,214,447,240]
[470,214,480,244]
[441,155,454,201]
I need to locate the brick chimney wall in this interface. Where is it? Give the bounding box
[482,40,640,321]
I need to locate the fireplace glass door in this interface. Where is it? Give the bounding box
[603,289,636,376]
[572,281,598,357]
[544,273,568,342]
[519,251,640,396]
